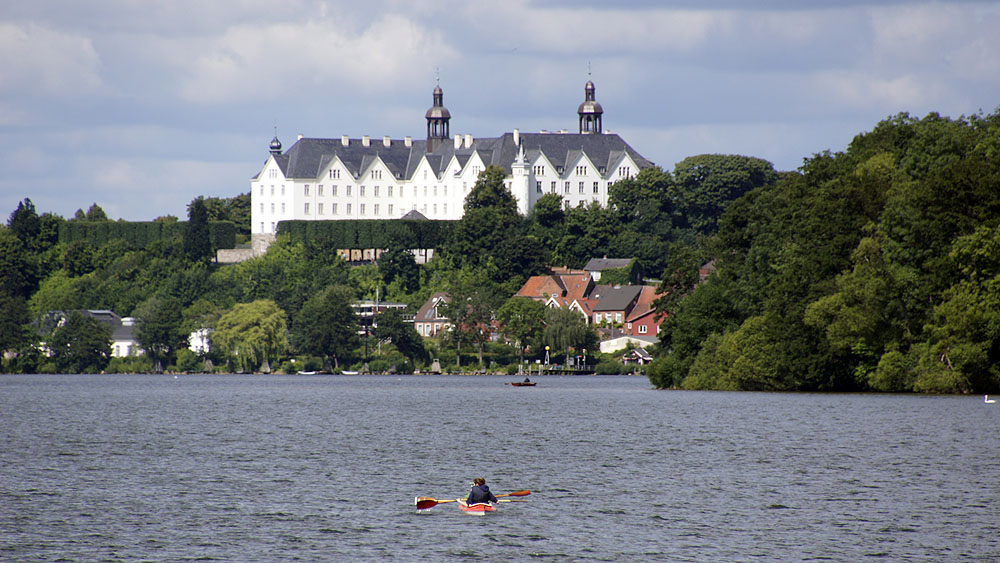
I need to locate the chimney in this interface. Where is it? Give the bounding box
[454,136,461,150]
[297,134,304,140]
[464,134,473,148]
[362,135,370,147]
[404,136,412,147]
[341,135,349,146]
[513,128,519,146]
[383,136,391,148]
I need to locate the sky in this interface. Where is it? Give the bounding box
[1,1,998,222]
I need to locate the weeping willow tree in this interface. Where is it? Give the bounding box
[213,299,287,373]
[542,307,598,363]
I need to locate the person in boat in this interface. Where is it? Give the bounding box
[523,377,531,383]
[466,477,498,505]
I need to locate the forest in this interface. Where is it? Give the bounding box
[2,109,999,393]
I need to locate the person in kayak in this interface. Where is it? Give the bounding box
[466,478,498,505]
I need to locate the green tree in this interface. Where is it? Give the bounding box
[214,299,288,373]
[673,154,779,236]
[184,197,212,263]
[8,198,41,248]
[497,296,546,364]
[134,296,186,367]
[541,306,598,363]
[377,247,419,293]
[0,293,30,360]
[291,285,359,370]
[85,203,109,221]
[49,311,112,373]
[373,308,426,365]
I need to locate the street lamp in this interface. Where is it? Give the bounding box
[544,345,550,367]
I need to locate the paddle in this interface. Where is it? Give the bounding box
[415,490,530,510]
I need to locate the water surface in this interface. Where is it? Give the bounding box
[2,375,998,561]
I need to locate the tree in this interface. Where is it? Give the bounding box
[0,293,30,359]
[377,247,419,293]
[134,296,186,367]
[541,307,598,363]
[291,285,359,370]
[184,197,212,263]
[85,203,109,221]
[8,198,41,248]
[440,271,503,368]
[373,308,426,365]
[673,154,779,236]
[0,229,37,299]
[497,297,546,364]
[49,311,112,373]
[214,300,288,373]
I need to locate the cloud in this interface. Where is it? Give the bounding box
[178,12,456,104]
[0,23,103,96]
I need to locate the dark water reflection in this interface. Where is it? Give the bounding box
[2,375,998,561]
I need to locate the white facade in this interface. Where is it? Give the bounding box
[250,81,652,249]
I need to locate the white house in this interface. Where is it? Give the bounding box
[250,79,654,254]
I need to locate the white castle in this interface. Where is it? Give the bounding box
[250,79,653,253]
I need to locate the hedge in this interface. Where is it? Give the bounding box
[277,219,455,249]
[59,221,237,250]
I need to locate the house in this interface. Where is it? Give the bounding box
[56,310,142,358]
[622,347,654,365]
[600,335,659,354]
[623,285,666,337]
[249,79,654,255]
[583,257,632,282]
[589,285,642,328]
[414,292,451,337]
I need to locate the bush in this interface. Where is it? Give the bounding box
[595,360,627,375]
[105,355,155,374]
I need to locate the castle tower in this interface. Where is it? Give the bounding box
[577,80,603,134]
[425,85,451,152]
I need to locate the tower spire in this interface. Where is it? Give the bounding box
[425,79,451,152]
[577,74,603,134]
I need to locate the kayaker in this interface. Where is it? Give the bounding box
[466,477,498,505]
[523,377,531,383]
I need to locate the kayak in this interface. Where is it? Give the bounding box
[506,382,536,386]
[458,501,497,515]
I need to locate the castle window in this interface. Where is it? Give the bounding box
[414,186,418,197]
[374,204,379,216]
[433,204,438,215]
[330,169,340,179]
[579,182,584,194]
[533,165,545,176]
[281,186,285,195]
[281,203,285,214]
[346,185,351,196]
[536,181,542,193]
[360,204,366,216]
[270,203,274,214]
[332,203,338,215]
[388,204,394,215]
[564,181,571,193]
[576,166,587,176]
[304,185,310,196]
[260,222,264,232]
[304,202,310,214]
[388,186,393,197]
[332,185,337,196]
[443,203,447,215]
[270,186,274,196]
[551,181,557,193]
[346,203,352,215]
[594,181,600,193]
[270,222,275,232]
[433,186,438,197]
[318,203,324,215]
[472,166,481,176]
[443,186,447,196]
[374,186,379,197]
[259,186,263,195]
[360,186,365,197]
[260,203,264,213]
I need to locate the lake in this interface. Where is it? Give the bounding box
[1,374,998,561]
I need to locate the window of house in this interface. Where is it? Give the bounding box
[472,166,481,176]
[536,181,542,193]
[259,186,263,195]
[346,203,352,215]
[270,221,275,232]
[388,204,393,215]
[281,203,285,214]
[330,169,340,179]
[433,204,437,215]
[260,203,264,213]
[332,185,337,196]
[318,203,324,215]
[443,203,447,214]
[593,181,600,193]
[576,165,587,175]
[443,186,447,196]
[360,204,366,216]
[388,186,393,197]
[318,185,324,196]
[433,186,437,197]
[638,324,647,334]
[260,222,264,232]
[534,165,545,176]
[304,202,310,214]
[424,186,428,197]
[270,186,274,196]
[281,186,285,195]
[270,203,275,213]
[346,185,352,196]
[615,312,622,322]
[360,186,366,197]
[423,170,428,180]
[374,204,379,216]
[579,182,584,193]
[304,185,310,196]
[332,203,338,215]
[564,181,571,193]
[551,181,557,192]
[414,186,419,197]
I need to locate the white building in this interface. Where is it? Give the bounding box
[250,80,654,253]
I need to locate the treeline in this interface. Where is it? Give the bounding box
[60,220,237,250]
[648,110,1000,394]
[278,218,454,250]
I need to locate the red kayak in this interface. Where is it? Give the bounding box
[457,501,497,515]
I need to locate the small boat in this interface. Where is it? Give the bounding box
[506,381,537,387]
[987,395,996,404]
[458,501,497,515]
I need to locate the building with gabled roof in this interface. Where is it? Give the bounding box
[250,79,654,253]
